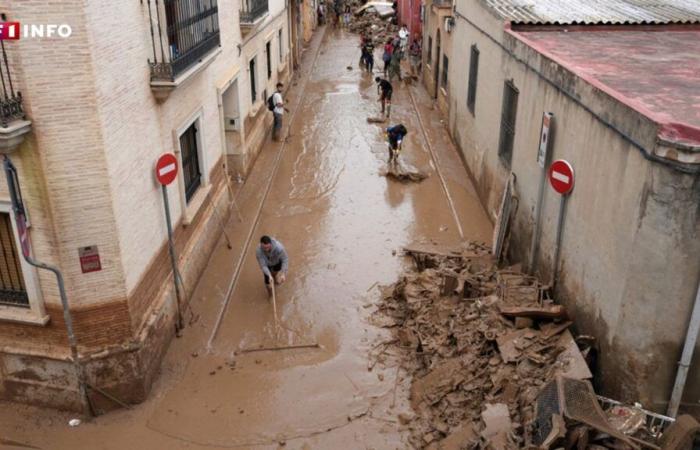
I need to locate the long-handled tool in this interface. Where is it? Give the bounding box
[237,278,320,354]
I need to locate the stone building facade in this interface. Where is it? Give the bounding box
[0,0,292,411]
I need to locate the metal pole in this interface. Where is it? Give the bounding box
[528,169,547,274]
[161,185,184,334]
[551,195,567,288]
[667,276,700,417]
[3,157,94,415]
[25,258,94,416]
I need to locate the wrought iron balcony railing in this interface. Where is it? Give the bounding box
[0,41,25,128]
[240,0,269,24]
[145,0,221,82]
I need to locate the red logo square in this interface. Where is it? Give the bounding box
[0,22,20,40]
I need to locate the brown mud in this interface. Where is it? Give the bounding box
[0,28,491,449]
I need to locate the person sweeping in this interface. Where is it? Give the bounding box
[375,76,393,118]
[386,124,407,163]
[256,235,289,296]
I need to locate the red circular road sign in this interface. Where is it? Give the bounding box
[155,153,178,186]
[549,159,575,195]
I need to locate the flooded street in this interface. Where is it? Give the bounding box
[0,28,491,449]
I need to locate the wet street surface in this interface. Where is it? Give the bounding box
[0,28,491,449]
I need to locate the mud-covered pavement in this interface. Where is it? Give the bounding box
[0,28,491,449]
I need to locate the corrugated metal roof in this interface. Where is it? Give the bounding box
[482,0,700,25]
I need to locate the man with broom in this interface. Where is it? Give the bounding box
[256,235,289,296]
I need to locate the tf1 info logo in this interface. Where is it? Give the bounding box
[0,22,73,40]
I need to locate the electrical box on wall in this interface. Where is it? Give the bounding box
[224,116,240,131]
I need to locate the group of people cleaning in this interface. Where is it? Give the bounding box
[359,28,415,166]
[359,26,421,82]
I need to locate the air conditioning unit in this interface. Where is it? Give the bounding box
[444,16,455,33]
[224,116,240,131]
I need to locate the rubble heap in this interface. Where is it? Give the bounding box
[373,242,677,449]
[348,2,398,44]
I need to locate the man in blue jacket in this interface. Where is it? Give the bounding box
[386,124,407,163]
[256,235,289,295]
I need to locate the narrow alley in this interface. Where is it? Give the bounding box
[0,28,492,449]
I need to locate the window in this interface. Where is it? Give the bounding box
[278,29,283,63]
[0,212,28,308]
[249,57,257,103]
[441,54,448,89]
[467,45,479,114]
[159,0,221,78]
[498,80,519,167]
[266,41,272,79]
[427,36,433,65]
[180,123,202,202]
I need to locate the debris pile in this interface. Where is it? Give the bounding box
[348,1,398,44]
[372,242,680,449]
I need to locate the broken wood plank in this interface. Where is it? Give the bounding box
[498,304,567,320]
[237,343,320,354]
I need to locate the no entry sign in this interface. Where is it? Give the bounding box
[155,153,178,186]
[549,159,574,195]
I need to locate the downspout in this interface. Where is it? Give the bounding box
[667,275,700,417]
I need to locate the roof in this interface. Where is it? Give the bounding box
[483,0,700,25]
[511,28,700,148]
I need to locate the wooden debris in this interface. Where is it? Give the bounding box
[498,304,567,320]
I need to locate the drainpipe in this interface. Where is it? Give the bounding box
[667,275,700,418]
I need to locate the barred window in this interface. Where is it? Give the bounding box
[441,54,449,89]
[467,45,479,114]
[0,212,28,308]
[498,80,519,167]
[180,123,202,202]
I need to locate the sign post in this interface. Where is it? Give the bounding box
[548,159,575,287]
[3,156,95,416]
[155,153,184,334]
[528,112,553,274]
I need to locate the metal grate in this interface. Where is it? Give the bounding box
[535,376,637,448]
[534,379,561,445]
[240,0,269,23]
[180,122,201,202]
[145,0,221,81]
[0,212,28,307]
[467,44,479,114]
[498,79,518,168]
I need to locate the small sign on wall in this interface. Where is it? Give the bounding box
[79,246,102,274]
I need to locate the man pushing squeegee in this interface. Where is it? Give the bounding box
[243,236,319,354]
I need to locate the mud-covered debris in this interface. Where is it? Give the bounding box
[383,159,428,183]
[372,242,598,448]
[481,403,513,450]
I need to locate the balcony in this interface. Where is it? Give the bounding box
[0,41,30,154]
[240,0,269,35]
[145,0,222,102]
[432,0,453,12]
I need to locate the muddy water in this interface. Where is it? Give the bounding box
[0,28,491,449]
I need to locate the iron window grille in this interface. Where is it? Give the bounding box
[498,80,519,167]
[180,123,202,202]
[145,0,221,82]
[266,41,272,79]
[441,54,449,89]
[240,0,269,24]
[278,30,283,63]
[0,212,28,308]
[249,57,257,103]
[427,36,432,66]
[467,44,479,114]
[0,38,25,128]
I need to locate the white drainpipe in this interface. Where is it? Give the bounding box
[668,276,700,417]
